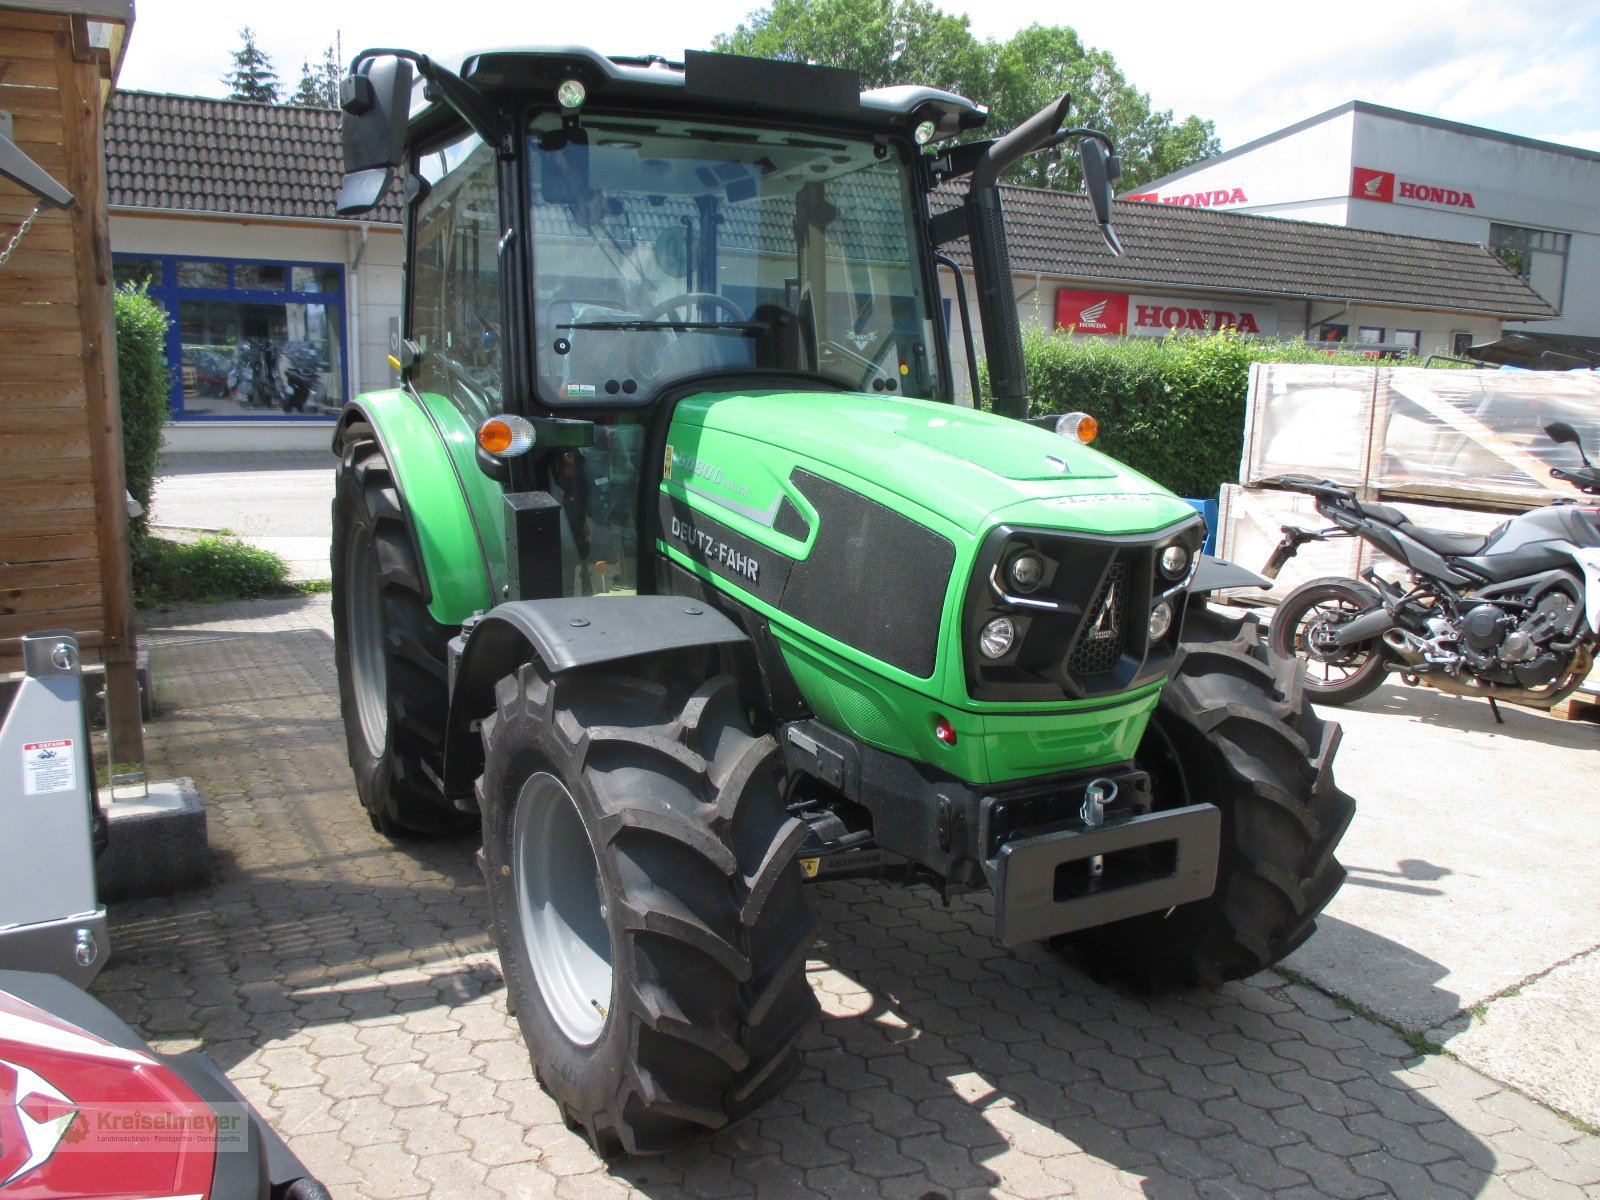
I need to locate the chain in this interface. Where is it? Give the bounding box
[0,204,41,268]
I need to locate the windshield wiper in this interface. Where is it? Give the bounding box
[557,319,765,334]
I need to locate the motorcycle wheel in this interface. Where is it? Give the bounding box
[1268,576,1389,705]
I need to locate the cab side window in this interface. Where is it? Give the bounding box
[409,134,504,423]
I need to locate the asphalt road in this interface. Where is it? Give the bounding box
[152,451,336,582]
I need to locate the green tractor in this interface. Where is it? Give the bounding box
[330,46,1353,1155]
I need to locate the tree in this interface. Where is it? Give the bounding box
[714,2,1217,192]
[717,0,987,98]
[223,26,280,103]
[291,41,343,108]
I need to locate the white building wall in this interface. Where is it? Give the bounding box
[1125,110,1358,218]
[1344,113,1600,336]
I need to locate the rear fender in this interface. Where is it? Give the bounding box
[440,596,751,800]
[335,393,495,625]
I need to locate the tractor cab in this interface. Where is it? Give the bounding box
[336,47,1118,602]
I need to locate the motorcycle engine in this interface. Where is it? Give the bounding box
[1456,594,1578,687]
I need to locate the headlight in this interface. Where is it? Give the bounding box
[1148,600,1174,642]
[1007,551,1045,593]
[1159,543,1190,581]
[979,617,1016,659]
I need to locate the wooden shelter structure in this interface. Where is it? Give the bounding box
[1,1,139,756]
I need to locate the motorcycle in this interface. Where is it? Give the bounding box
[280,340,326,413]
[1264,421,1600,709]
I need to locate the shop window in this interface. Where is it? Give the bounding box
[235,263,288,291]
[291,266,341,294]
[176,260,226,289]
[1395,329,1421,356]
[114,257,161,289]
[1490,223,1569,312]
[114,253,347,421]
[1317,323,1347,343]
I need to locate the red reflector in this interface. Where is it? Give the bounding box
[934,718,957,745]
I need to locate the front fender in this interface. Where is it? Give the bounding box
[336,391,496,625]
[440,596,751,799]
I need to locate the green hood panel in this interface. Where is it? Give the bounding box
[670,390,1194,535]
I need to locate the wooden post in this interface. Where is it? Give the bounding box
[56,22,143,762]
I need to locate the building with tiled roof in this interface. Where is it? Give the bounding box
[105,91,403,223]
[1123,101,1598,344]
[105,91,405,447]
[102,88,1555,440]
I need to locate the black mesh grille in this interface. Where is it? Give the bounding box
[1068,561,1129,675]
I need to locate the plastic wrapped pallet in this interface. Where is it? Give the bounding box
[1215,484,1362,600]
[1241,363,1600,508]
[1372,369,1600,505]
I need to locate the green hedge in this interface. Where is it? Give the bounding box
[133,535,291,607]
[114,284,170,546]
[994,330,1460,500]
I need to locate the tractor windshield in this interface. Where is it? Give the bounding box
[528,115,941,405]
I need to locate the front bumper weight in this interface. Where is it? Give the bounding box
[991,802,1220,946]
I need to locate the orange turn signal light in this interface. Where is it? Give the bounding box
[1055,411,1098,444]
[476,415,536,457]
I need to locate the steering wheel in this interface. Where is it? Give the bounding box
[642,292,747,325]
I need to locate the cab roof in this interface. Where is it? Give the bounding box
[412,45,988,137]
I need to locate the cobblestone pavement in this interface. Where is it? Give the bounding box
[106,596,1600,1199]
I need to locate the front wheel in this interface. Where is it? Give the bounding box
[1268,576,1390,706]
[1063,606,1355,991]
[479,661,818,1156]
[331,426,465,836]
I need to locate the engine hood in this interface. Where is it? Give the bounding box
[669,389,1195,536]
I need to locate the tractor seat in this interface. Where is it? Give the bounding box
[1399,523,1492,557]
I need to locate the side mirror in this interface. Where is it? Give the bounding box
[336,56,413,215]
[1079,137,1124,257]
[1546,421,1581,448]
[1546,420,1593,467]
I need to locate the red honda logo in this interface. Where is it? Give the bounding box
[1055,289,1129,335]
[1351,167,1395,203]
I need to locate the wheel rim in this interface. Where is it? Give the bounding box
[512,771,613,1046]
[346,525,389,756]
[1293,597,1377,689]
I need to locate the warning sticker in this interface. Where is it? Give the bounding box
[23,739,76,796]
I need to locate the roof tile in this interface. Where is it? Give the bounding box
[104,90,403,224]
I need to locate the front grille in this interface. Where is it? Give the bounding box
[1068,561,1128,675]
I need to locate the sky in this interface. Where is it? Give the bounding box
[115,0,1600,154]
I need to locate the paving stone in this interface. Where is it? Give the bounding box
[108,597,1600,1200]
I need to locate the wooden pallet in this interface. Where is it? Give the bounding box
[1551,693,1600,723]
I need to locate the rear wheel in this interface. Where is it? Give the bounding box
[479,660,818,1155]
[332,426,465,836]
[1269,577,1389,706]
[1063,606,1354,991]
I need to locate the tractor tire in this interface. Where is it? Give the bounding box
[1062,605,1354,992]
[331,425,466,836]
[478,661,818,1156]
[1268,577,1390,706]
